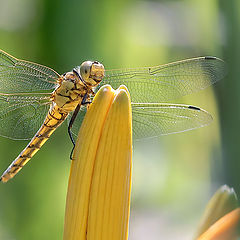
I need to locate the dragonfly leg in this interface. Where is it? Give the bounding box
[68,104,81,159]
[68,93,92,159]
[82,101,91,110]
[81,94,92,110]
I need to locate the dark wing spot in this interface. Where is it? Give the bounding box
[204,56,217,60]
[188,106,200,111]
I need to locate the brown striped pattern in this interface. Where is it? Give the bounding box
[0,105,68,182]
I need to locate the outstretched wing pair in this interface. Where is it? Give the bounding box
[0,49,226,141]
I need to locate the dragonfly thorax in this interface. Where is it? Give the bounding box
[53,71,87,113]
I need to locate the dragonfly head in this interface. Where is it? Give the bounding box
[79,61,105,87]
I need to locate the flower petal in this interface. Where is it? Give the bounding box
[63,85,132,240]
[197,208,240,240]
[195,185,238,238]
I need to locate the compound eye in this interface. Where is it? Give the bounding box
[80,61,92,81]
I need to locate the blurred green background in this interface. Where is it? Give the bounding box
[0,0,238,239]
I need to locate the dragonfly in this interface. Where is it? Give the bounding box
[0,49,226,182]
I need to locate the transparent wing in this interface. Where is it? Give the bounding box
[67,105,88,142]
[0,93,51,140]
[101,57,226,102]
[132,103,213,139]
[0,49,59,93]
[67,103,212,140]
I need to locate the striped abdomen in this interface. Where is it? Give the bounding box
[0,105,68,183]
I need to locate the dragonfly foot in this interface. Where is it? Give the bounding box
[70,145,75,160]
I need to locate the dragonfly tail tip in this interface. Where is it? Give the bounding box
[0,176,8,183]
